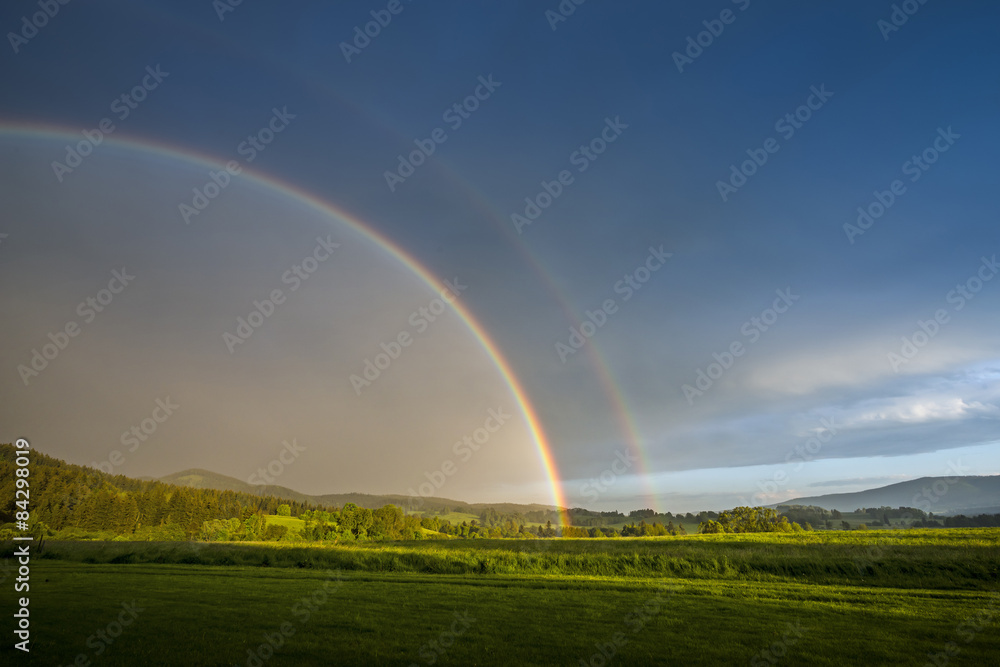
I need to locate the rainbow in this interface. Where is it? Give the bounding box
[1,124,573,525]
[65,0,661,513]
[432,175,663,513]
[499,232,662,513]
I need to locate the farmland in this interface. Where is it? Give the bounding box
[8,528,999,665]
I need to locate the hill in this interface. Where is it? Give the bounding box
[159,469,318,504]
[778,475,1000,514]
[0,443,330,540]
[159,469,561,517]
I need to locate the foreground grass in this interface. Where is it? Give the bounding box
[8,563,1000,666]
[3,529,998,665]
[34,528,1000,590]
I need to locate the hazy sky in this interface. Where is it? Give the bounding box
[1,1,998,513]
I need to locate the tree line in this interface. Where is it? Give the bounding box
[10,444,993,543]
[698,506,804,533]
[0,444,802,542]
[0,444,335,541]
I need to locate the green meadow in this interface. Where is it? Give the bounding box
[5,528,999,666]
[238,512,706,541]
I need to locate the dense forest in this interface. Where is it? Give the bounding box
[0,444,332,541]
[776,504,1000,529]
[5,445,999,544]
[0,445,719,541]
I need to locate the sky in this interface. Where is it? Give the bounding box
[1,1,998,513]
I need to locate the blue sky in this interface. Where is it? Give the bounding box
[1,1,998,511]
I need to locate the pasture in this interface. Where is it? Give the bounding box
[6,529,998,665]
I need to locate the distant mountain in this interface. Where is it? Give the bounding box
[160,468,559,515]
[777,476,1000,515]
[159,469,316,504]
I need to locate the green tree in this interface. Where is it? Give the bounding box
[262,524,289,541]
[698,519,725,534]
[373,505,405,540]
[276,504,291,517]
[706,506,798,533]
[340,503,374,539]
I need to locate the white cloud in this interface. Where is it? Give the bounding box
[742,337,995,397]
[846,397,999,427]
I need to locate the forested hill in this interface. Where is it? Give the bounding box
[159,468,560,517]
[159,468,321,505]
[159,467,450,510]
[778,475,1000,514]
[0,443,336,539]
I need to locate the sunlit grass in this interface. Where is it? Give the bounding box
[19,557,1000,666]
[9,529,998,664]
[32,528,1000,590]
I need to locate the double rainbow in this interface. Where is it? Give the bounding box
[4,125,575,524]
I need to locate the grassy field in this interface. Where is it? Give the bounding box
[4,529,998,665]
[266,514,445,540]
[263,514,307,535]
[430,511,483,525]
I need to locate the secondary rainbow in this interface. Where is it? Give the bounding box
[425,171,663,513]
[2,124,572,526]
